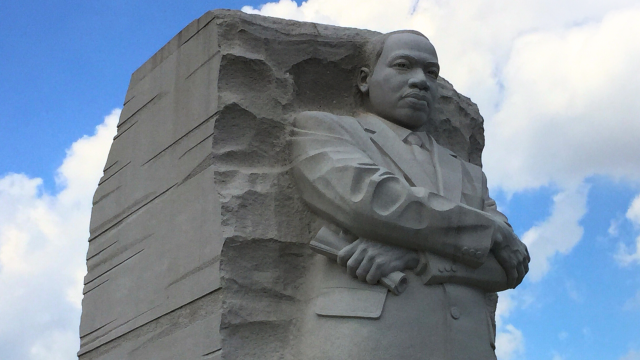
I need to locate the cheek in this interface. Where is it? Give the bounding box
[369,80,392,102]
[369,78,405,107]
[379,73,406,91]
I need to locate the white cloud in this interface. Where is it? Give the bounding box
[521,184,589,281]
[626,194,640,226]
[484,7,640,192]
[621,350,640,360]
[0,109,118,360]
[552,353,566,360]
[495,324,525,360]
[615,194,640,266]
[623,290,640,311]
[609,217,623,237]
[28,330,79,360]
[564,279,583,303]
[495,291,525,360]
[616,235,640,266]
[495,290,515,328]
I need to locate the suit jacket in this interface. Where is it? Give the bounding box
[291,111,507,360]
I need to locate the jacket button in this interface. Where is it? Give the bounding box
[450,307,460,319]
[438,266,444,273]
[462,247,469,255]
[451,265,457,272]
[475,251,483,259]
[445,265,451,272]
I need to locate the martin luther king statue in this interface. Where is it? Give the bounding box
[78,11,530,360]
[291,30,530,360]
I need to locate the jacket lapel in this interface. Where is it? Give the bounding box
[433,139,463,202]
[355,114,435,191]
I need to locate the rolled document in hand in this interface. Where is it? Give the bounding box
[309,226,408,295]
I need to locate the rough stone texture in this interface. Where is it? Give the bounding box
[79,9,487,359]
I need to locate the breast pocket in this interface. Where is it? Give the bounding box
[313,257,388,319]
[315,287,387,319]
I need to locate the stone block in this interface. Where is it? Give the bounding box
[80,9,487,359]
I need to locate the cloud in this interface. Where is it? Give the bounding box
[552,353,566,360]
[494,291,525,360]
[564,279,583,303]
[495,324,525,360]
[521,184,589,281]
[484,7,640,192]
[627,195,640,225]
[621,350,640,360]
[617,235,640,266]
[609,217,623,237]
[623,290,640,311]
[615,194,640,266]
[0,109,118,360]
[495,291,515,328]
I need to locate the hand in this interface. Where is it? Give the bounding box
[491,222,530,289]
[337,239,419,284]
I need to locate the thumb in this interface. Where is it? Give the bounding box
[338,239,361,266]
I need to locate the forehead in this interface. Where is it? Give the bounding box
[379,33,438,64]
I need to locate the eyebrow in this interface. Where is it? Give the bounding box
[387,53,439,69]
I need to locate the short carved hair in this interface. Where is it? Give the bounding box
[362,30,431,72]
[355,30,431,105]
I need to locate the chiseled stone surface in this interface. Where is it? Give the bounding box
[80,9,489,360]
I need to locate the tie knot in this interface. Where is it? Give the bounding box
[405,133,423,147]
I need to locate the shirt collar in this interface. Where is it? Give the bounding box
[357,112,432,151]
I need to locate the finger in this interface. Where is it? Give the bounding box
[495,250,518,289]
[347,247,366,278]
[338,240,360,267]
[515,262,525,287]
[366,261,384,284]
[500,255,517,289]
[356,254,375,282]
[507,266,518,289]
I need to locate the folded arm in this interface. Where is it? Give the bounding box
[292,111,509,268]
[481,173,530,288]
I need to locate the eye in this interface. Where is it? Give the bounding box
[426,68,439,78]
[392,60,411,70]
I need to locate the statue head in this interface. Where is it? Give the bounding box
[358,30,440,130]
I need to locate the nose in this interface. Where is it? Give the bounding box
[408,71,429,91]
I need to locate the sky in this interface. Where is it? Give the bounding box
[1,0,639,359]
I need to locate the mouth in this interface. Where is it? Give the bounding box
[403,91,430,102]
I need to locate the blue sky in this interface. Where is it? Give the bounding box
[2,1,640,360]
[0,0,261,189]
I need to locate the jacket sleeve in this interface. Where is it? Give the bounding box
[292,111,503,268]
[481,172,512,227]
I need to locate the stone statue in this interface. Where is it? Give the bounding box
[291,30,530,360]
[78,10,528,359]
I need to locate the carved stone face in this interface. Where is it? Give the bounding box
[359,33,440,130]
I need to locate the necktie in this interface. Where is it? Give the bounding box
[404,132,444,195]
[405,133,423,147]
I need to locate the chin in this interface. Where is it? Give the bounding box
[393,110,429,130]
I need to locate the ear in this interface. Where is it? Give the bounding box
[357,67,371,94]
